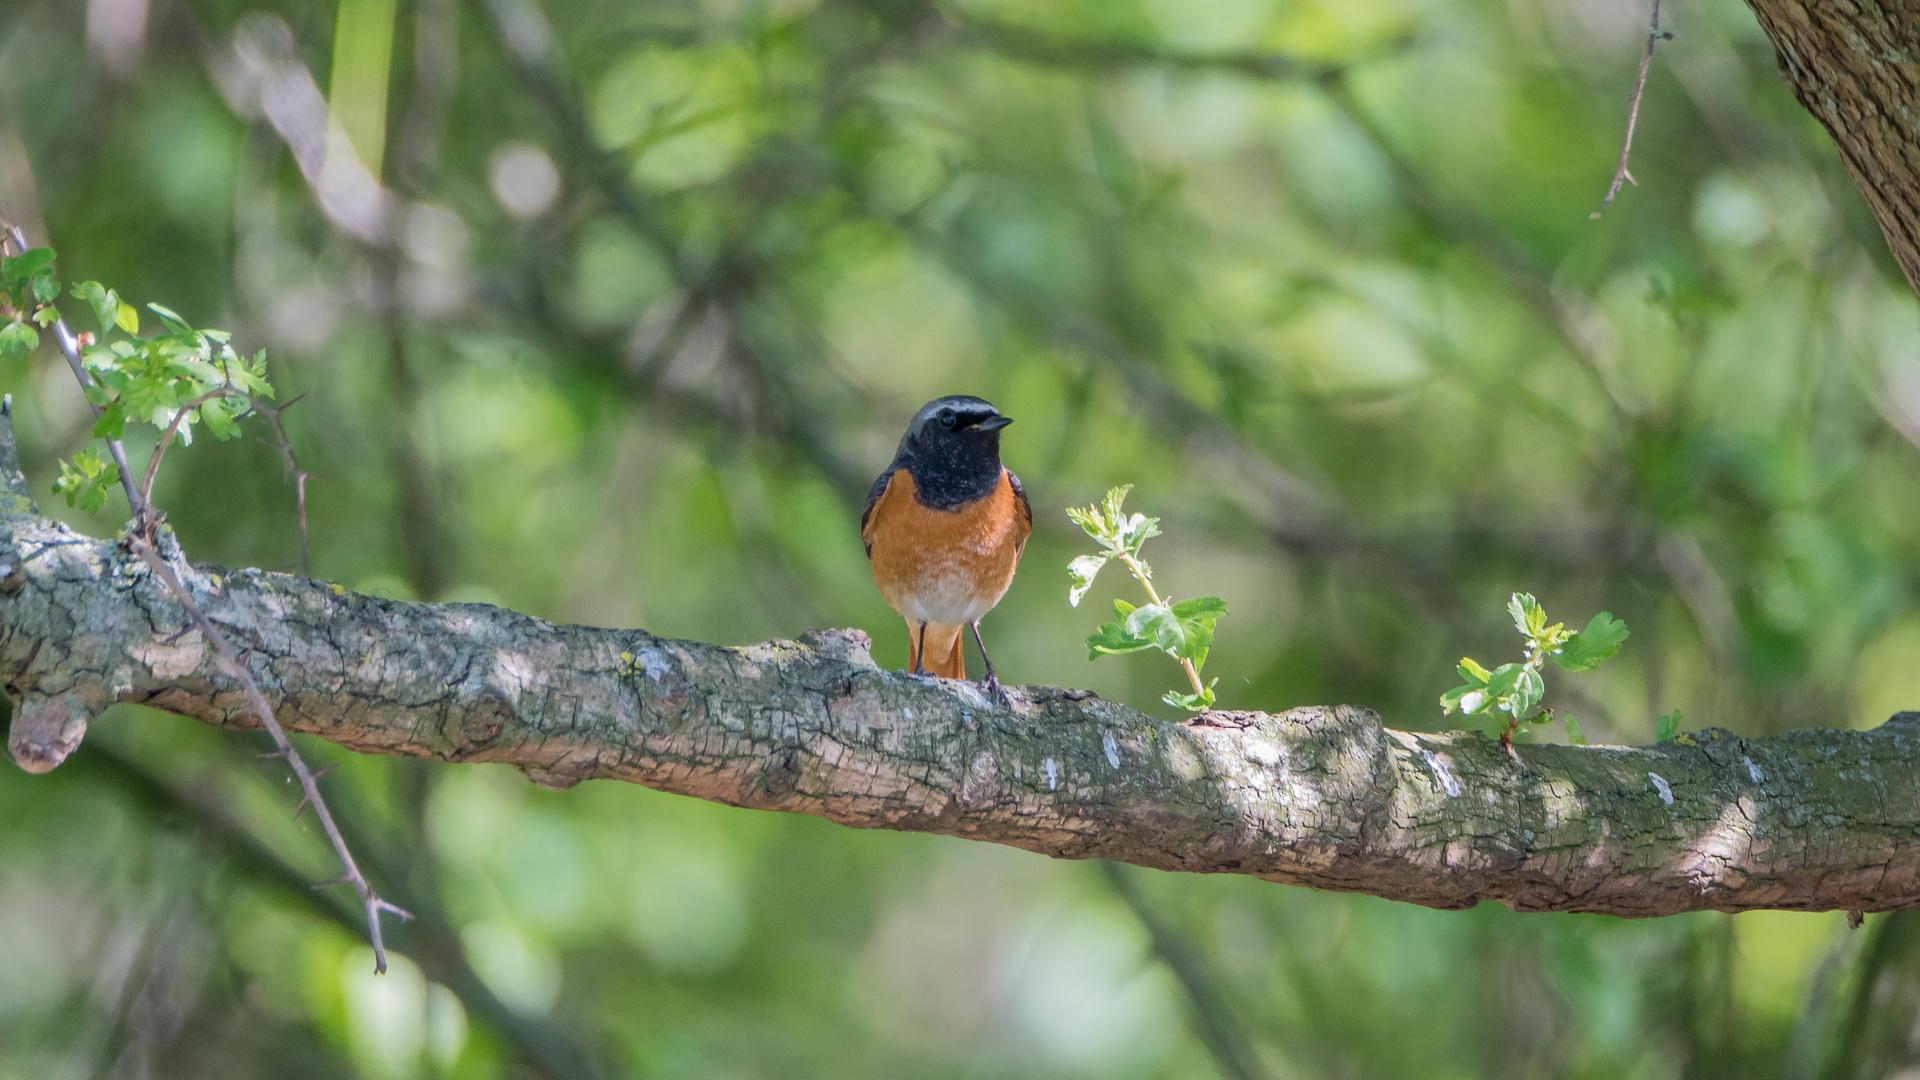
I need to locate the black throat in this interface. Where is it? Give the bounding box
[893,434,1003,511]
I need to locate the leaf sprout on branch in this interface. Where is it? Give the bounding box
[1067,485,1229,712]
[1442,592,1629,752]
[1,245,275,517]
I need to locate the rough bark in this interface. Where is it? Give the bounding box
[1,407,1918,916]
[1744,1,1920,295]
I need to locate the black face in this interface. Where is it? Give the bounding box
[907,395,1012,441]
[892,395,1012,509]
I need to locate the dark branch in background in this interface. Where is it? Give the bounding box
[1101,862,1270,1080]
[71,742,605,1080]
[1591,0,1670,219]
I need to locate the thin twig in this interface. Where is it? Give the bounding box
[251,393,317,576]
[0,222,149,523]
[139,386,237,509]
[126,536,412,972]
[13,219,404,972]
[1591,0,1670,219]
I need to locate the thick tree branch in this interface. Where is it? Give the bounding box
[0,407,1916,917]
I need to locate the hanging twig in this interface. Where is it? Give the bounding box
[126,535,412,972]
[1590,0,1670,219]
[7,221,406,972]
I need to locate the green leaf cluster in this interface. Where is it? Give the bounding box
[0,247,61,358]
[1065,484,1161,607]
[1441,593,1629,738]
[6,248,276,514]
[1067,486,1228,711]
[52,447,119,514]
[81,299,273,445]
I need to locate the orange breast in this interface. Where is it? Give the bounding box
[863,469,1029,627]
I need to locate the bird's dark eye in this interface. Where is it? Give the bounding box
[937,409,956,427]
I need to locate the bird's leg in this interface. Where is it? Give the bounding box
[970,622,1011,707]
[911,621,930,676]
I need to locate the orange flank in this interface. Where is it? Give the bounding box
[861,468,1031,678]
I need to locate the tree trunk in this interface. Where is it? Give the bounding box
[1746,0,1920,295]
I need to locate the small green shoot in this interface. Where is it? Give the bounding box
[52,447,120,514]
[1067,485,1228,711]
[1442,592,1628,750]
[1655,709,1683,743]
[2,247,276,516]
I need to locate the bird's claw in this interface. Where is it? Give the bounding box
[979,673,1012,709]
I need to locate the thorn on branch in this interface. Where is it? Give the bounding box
[1590,0,1666,220]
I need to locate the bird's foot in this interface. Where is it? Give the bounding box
[979,672,1013,709]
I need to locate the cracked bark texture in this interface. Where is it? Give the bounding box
[1745,1,1920,295]
[2,409,1919,916]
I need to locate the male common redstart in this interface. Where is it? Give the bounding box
[862,395,1031,698]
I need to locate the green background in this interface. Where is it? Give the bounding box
[3,0,1919,1074]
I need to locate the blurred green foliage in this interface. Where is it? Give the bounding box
[3,0,1920,1074]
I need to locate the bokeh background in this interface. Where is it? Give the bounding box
[4,0,1920,1075]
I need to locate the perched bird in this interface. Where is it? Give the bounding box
[862,395,1031,698]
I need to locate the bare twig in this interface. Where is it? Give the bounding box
[138,386,238,509]
[253,393,317,575]
[0,222,149,523]
[1591,0,1670,219]
[125,536,412,973]
[11,219,404,973]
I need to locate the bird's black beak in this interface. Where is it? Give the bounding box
[978,415,1013,431]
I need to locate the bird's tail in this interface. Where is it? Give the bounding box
[907,619,967,679]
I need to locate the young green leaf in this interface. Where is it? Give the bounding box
[52,448,120,514]
[91,401,128,440]
[1086,621,1153,658]
[73,281,138,337]
[1564,713,1588,745]
[1163,678,1217,712]
[1123,602,1185,655]
[147,303,193,333]
[1655,709,1682,743]
[1506,667,1545,719]
[1170,596,1227,620]
[1440,683,1486,715]
[1509,592,1546,639]
[0,321,38,357]
[1,248,56,298]
[1067,553,1108,607]
[1485,662,1524,701]
[1556,611,1630,672]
